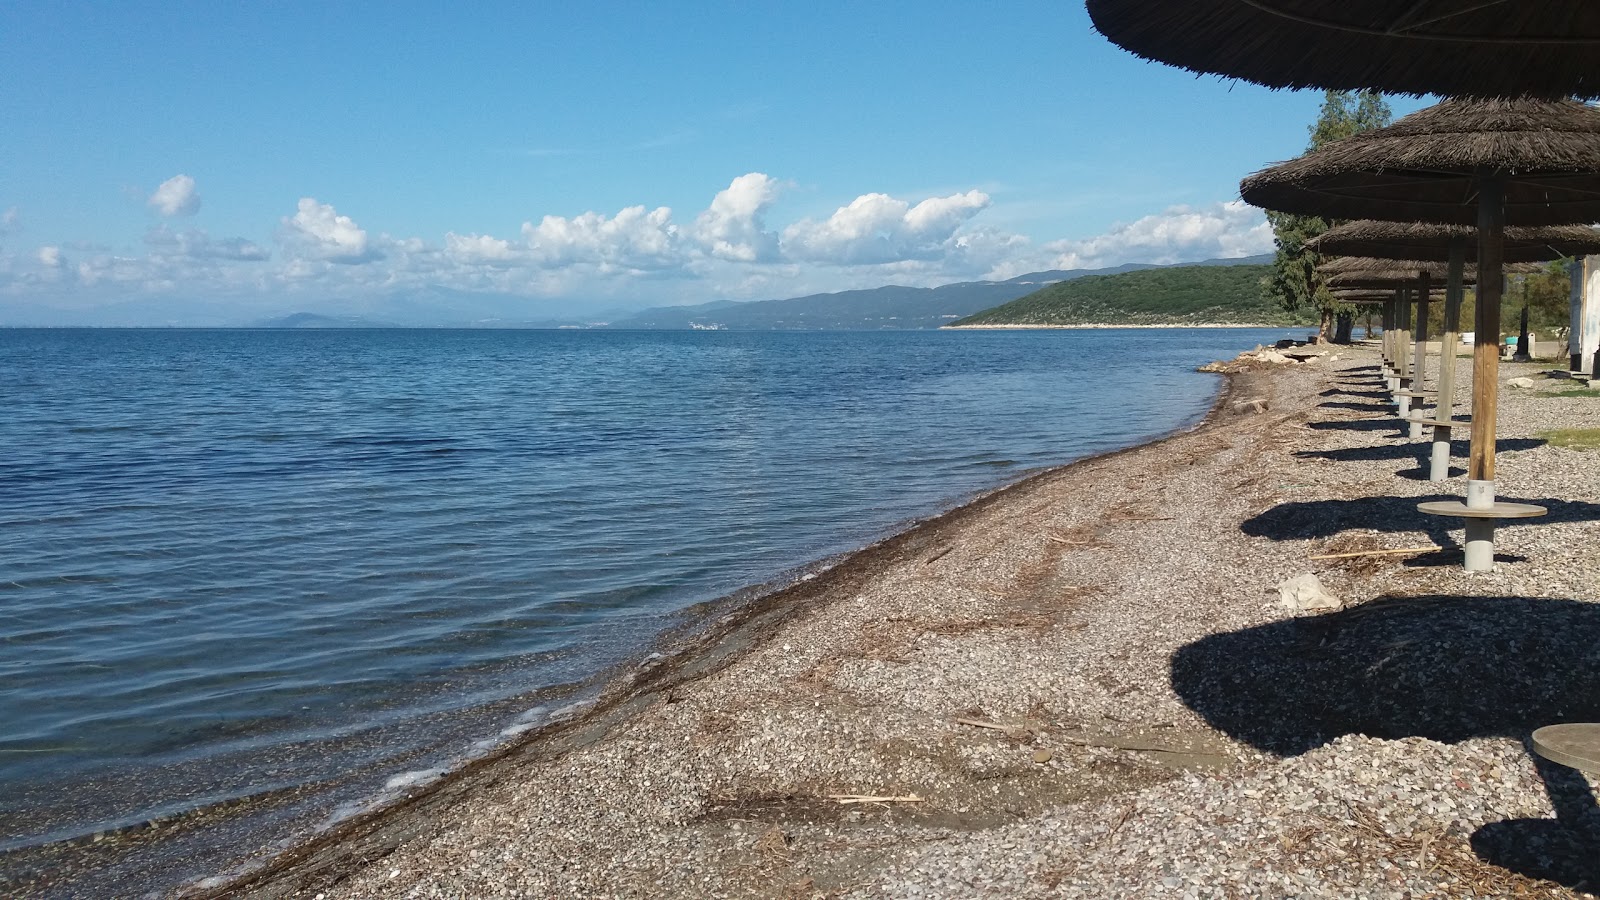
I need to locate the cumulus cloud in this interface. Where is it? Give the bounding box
[281,198,380,263]
[521,205,681,270]
[693,173,781,262]
[145,226,269,261]
[1039,200,1272,271]
[444,232,524,267]
[781,190,990,264]
[149,175,201,217]
[37,246,65,268]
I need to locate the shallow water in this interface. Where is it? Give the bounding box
[0,326,1297,888]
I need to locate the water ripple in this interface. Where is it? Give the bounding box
[0,326,1296,852]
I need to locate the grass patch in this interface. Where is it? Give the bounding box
[1538,428,1600,450]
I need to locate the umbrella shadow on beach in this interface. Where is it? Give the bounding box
[1170,595,1600,888]
[1306,417,1408,432]
[1320,387,1388,399]
[1296,437,1546,464]
[1240,495,1600,544]
[1317,400,1393,413]
[1170,594,1600,755]
[1471,757,1600,892]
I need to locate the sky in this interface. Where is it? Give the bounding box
[0,1,1430,325]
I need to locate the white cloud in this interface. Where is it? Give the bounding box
[1,169,1278,322]
[145,226,269,261]
[1038,200,1272,271]
[781,190,990,264]
[281,198,380,264]
[521,205,681,270]
[693,173,781,262]
[444,232,524,267]
[149,175,201,217]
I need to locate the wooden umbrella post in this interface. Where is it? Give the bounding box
[1386,293,1396,390]
[1383,295,1397,388]
[1409,271,1432,438]
[1396,287,1414,422]
[1470,178,1503,488]
[1419,180,1546,570]
[1428,237,1467,481]
[1465,176,1505,568]
[1571,258,1586,373]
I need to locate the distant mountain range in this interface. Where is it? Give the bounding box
[600,255,1271,331]
[953,263,1314,328]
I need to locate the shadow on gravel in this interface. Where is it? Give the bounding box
[1471,752,1600,893]
[1306,417,1409,432]
[1398,548,1529,567]
[1317,400,1393,412]
[1395,466,1466,481]
[1320,387,1388,398]
[1170,594,1600,756]
[1240,495,1600,542]
[1172,595,1600,889]
[1295,437,1546,464]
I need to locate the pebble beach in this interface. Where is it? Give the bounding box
[201,345,1599,899]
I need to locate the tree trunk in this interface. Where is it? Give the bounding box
[1334,312,1354,344]
[1514,305,1532,361]
[1320,308,1334,341]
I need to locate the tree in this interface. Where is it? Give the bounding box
[1261,91,1393,341]
[1505,259,1575,358]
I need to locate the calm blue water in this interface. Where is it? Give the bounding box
[0,327,1295,876]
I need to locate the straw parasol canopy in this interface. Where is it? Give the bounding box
[1318,257,1456,280]
[1329,289,1398,303]
[1306,221,1600,263]
[1239,99,1600,226]
[1313,256,1517,288]
[1084,1,1600,99]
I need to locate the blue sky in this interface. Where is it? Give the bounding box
[0,2,1427,324]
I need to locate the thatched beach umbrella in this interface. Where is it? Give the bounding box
[1240,100,1600,226]
[1240,98,1600,571]
[1315,262,1438,428]
[1327,288,1404,386]
[1308,222,1600,264]
[1084,1,1600,99]
[1312,224,1600,479]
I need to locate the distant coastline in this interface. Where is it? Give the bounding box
[943,322,1296,330]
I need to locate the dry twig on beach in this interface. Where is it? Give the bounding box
[1308,547,1436,560]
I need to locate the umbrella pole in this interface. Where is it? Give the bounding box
[1409,273,1432,439]
[1383,297,1396,388]
[1466,177,1505,571]
[1396,287,1413,424]
[1570,258,1585,373]
[1429,237,1466,482]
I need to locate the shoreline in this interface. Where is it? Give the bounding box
[172,362,1246,899]
[941,322,1309,330]
[17,349,1600,898]
[192,351,1600,897]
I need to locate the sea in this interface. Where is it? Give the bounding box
[0,326,1301,896]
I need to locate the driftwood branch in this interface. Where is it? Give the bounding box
[827,794,924,805]
[1309,547,1437,560]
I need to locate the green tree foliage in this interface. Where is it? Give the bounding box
[1509,259,1575,335]
[954,264,1316,327]
[1261,91,1393,340]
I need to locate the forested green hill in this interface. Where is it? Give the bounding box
[951,264,1314,327]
